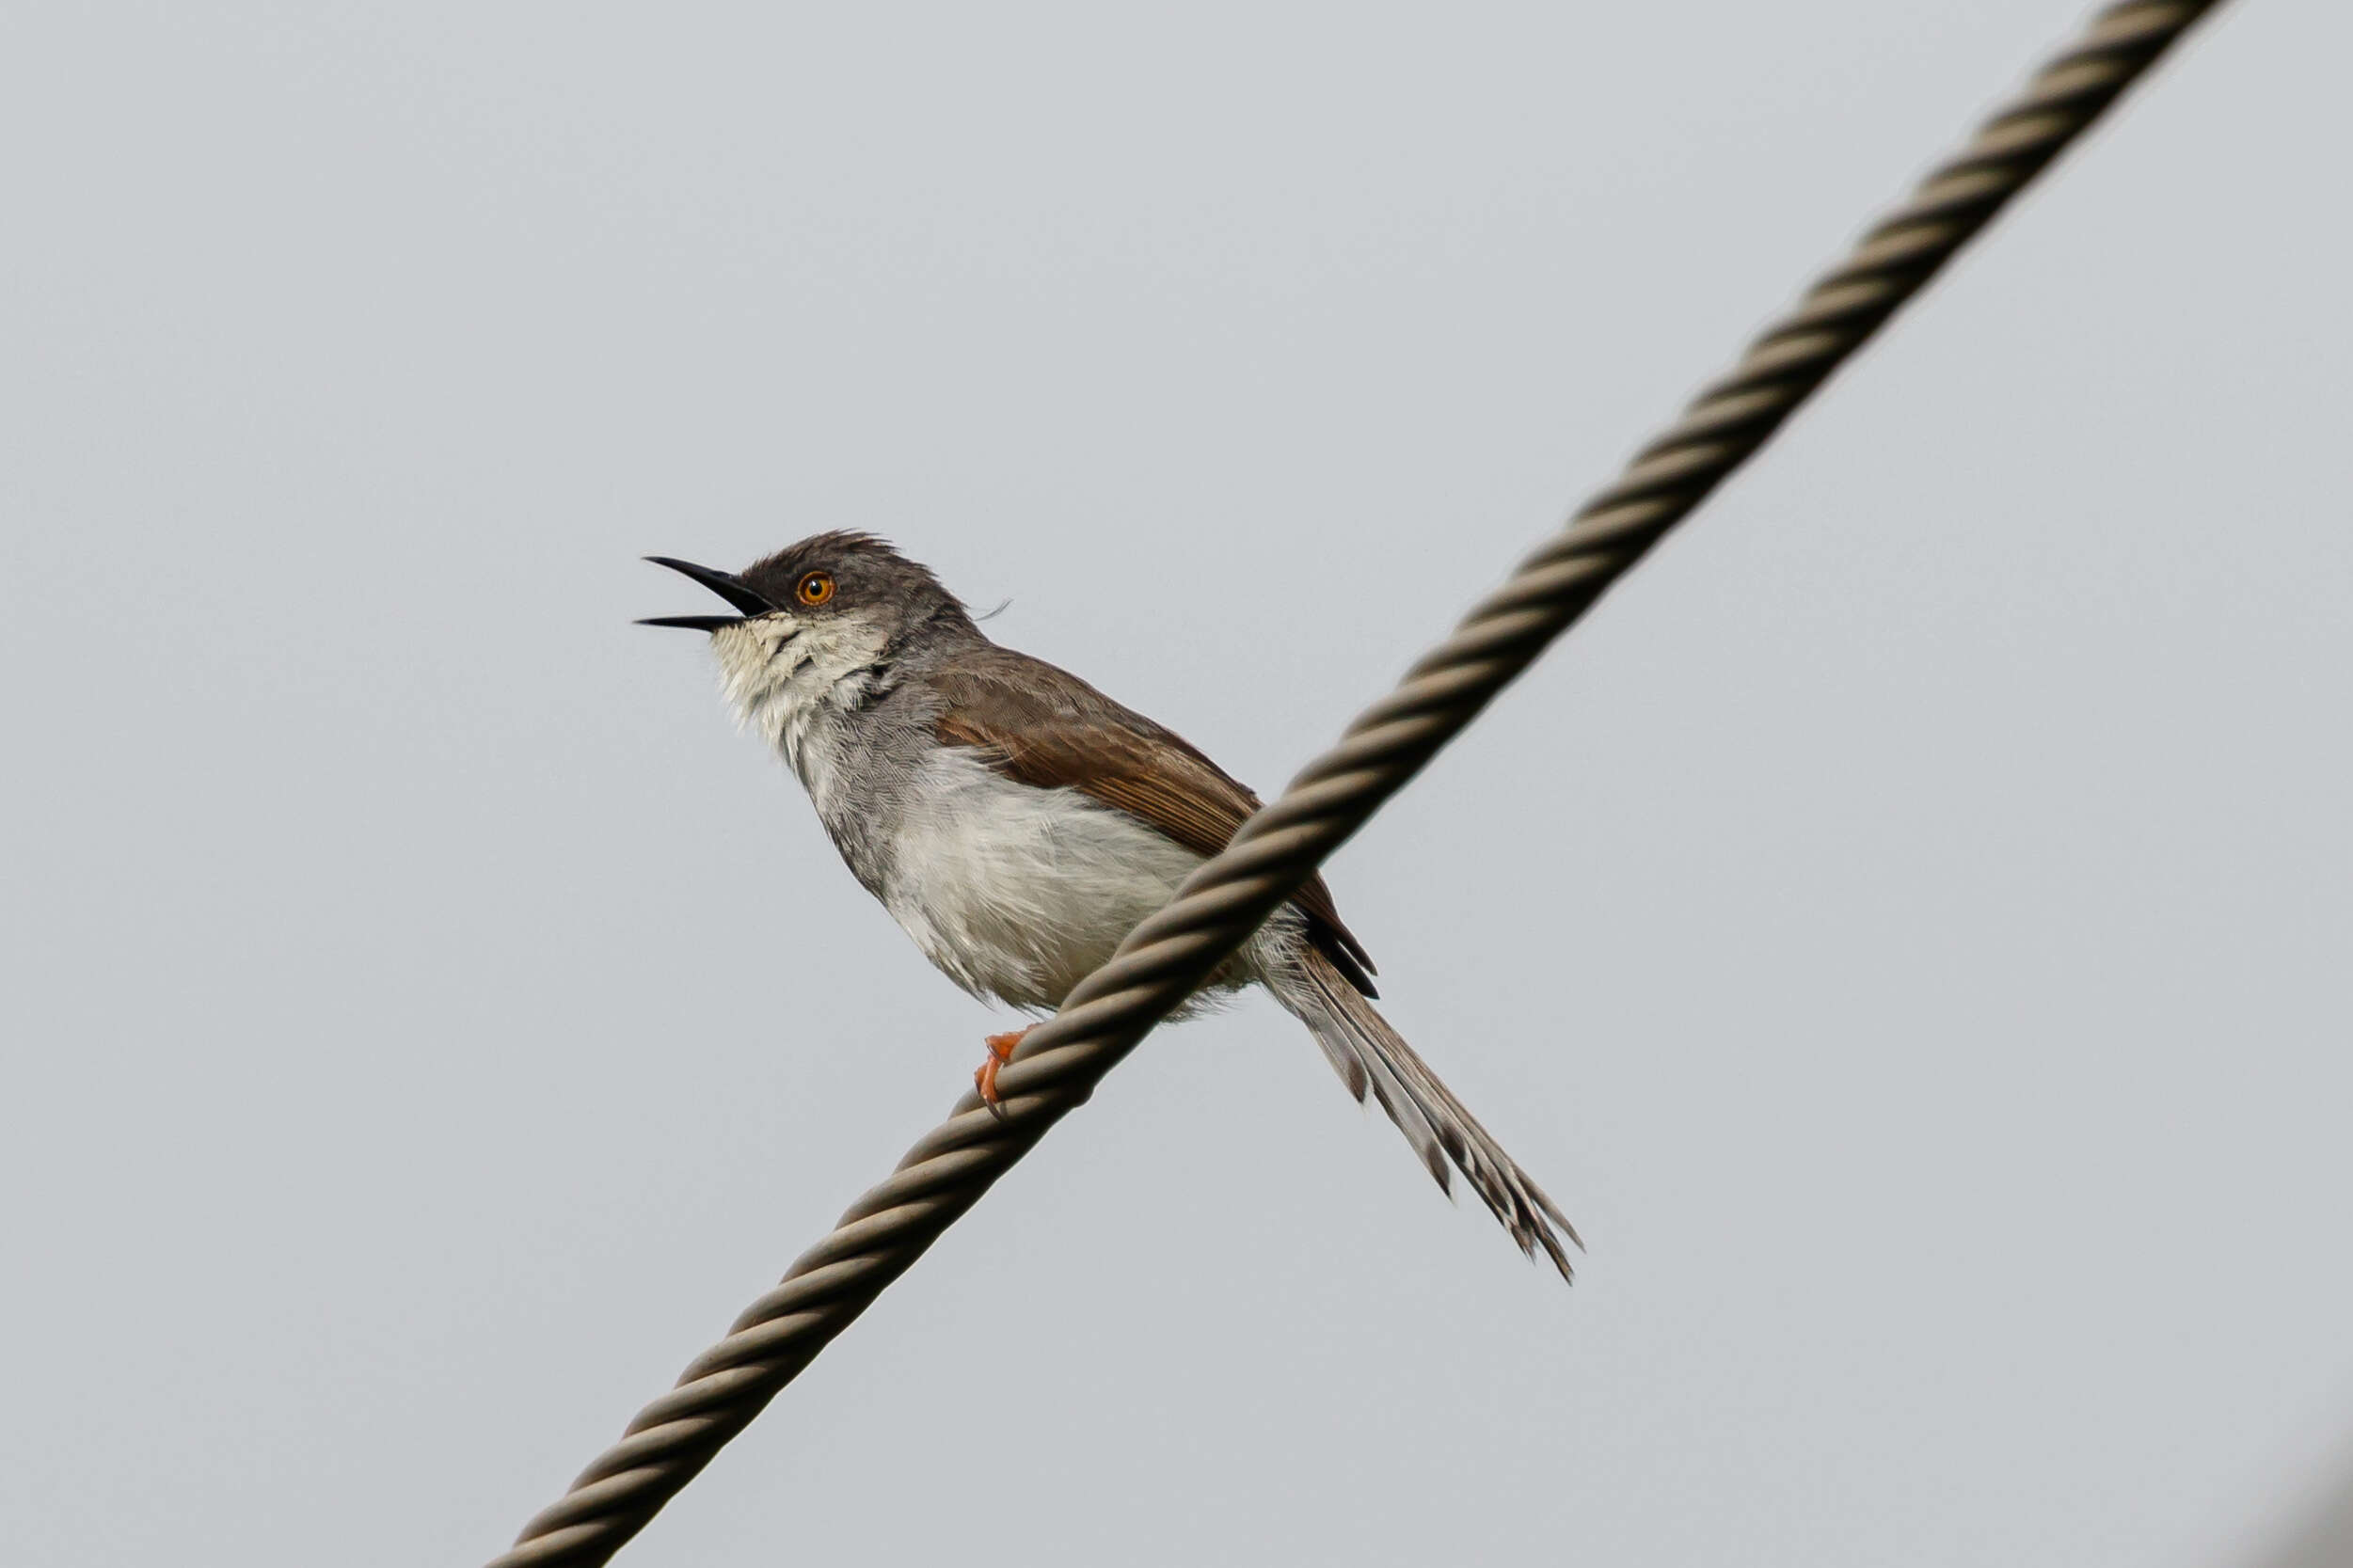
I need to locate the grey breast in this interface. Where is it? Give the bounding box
[803,666,948,905]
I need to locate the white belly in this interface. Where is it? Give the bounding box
[881,747,1226,1012]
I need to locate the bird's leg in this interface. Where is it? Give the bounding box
[974,1027,1031,1112]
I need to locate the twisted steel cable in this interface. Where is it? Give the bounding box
[491,4,2225,1562]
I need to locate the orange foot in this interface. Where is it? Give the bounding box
[974,1027,1031,1113]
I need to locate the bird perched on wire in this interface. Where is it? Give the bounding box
[642,531,1578,1279]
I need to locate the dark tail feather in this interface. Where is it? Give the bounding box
[1281,947,1582,1282]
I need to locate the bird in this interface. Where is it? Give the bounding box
[641,531,1579,1279]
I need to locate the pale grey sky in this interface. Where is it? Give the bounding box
[4,4,2348,1566]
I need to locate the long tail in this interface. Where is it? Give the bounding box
[1274,946,1582,1281]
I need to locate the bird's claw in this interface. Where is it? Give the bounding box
[974,1027,1029,1117]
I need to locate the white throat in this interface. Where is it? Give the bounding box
[709,615,893,788]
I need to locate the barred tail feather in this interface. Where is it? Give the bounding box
[1276,947,1581,1282]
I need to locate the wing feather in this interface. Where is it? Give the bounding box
[930,651,1378,995]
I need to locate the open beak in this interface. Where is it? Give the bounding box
[637,556,777,631]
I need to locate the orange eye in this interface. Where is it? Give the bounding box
[796,571,835,607]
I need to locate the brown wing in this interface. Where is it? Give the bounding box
[930,648,1379,996]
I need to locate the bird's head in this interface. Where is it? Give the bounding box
[641,531,977,733]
